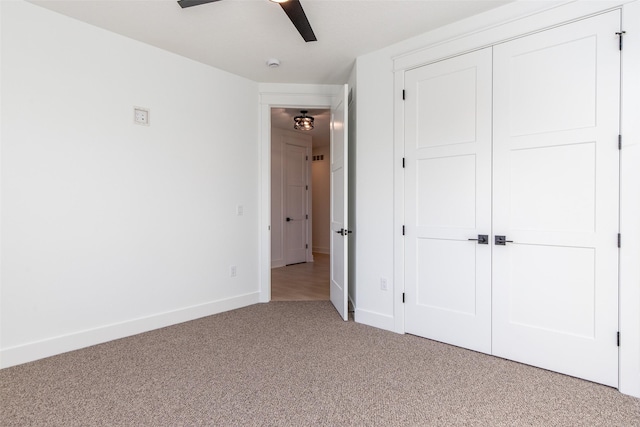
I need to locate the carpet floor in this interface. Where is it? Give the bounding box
[1,301,639,426]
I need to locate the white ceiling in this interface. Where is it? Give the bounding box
[29,0,513,85]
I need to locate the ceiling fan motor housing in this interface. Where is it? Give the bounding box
[178,0,317,43]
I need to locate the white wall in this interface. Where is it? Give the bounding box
[620,0,640,398]
[0,1,260,367]
[353,49,397,330]
[311,145,330,254]
[270,127,312,268]
[354,0,640,397]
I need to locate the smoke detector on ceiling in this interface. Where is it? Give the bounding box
[267,58,280,68]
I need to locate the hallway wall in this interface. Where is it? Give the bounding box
[311,145,330,254]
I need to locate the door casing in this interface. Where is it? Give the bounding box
[259,85,348,303]
[393,2,640,396]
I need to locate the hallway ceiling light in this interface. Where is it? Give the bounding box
[294,110,314,131]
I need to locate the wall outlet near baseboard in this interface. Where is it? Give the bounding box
[380,277,388,291]
[230,265,237,277]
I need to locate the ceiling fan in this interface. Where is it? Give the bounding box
[177,0,317,42]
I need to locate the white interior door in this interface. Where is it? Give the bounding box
[492,11,621,387]
[404,48,493,353]
[284,141,309,265]
[330,84,349,320]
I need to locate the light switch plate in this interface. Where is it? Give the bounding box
[133,107,149,126]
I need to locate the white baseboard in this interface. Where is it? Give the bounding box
[271,260,285,269]
[312,247,329,254]
[354,308,396,333]
[0,292,260,369]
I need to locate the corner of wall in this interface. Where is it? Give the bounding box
[619,0,640,399]
[0,293,260,369]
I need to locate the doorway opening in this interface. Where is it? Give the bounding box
[270,107,331,301]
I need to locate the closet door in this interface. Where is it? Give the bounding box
[404,48,492,354]
[492,11,621,386]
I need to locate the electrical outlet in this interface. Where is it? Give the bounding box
[380,277,388,291]
[230,265,237,277]
[237,205,244,216]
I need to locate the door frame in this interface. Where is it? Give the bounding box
[258,84,345,303]
[392,1,640,397]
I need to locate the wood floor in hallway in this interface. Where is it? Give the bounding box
[271,253,329,301]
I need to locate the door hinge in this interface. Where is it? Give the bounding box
[306,214,308,219]
[402,225,405,236]
[402,157,405,168]
[618,233,621,248]
[402,292,405,303]
[306,155,308,161]
[306,244,308,249]
[402,90,406,100]
[616,31,626,50]
[617,331,620,346]
[306,185,308,190]
[619,135,622,150]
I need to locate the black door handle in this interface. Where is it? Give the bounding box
[286,217,292,222]
[495,235,514,245]
[336,228,345,235]
[468,234,489,244]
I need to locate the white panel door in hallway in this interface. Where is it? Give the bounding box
[404,48,493,354]
[284,140,310,265]
[492,11,621,387]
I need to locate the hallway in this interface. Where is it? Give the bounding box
[271,253,329,301]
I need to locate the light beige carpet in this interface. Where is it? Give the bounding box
[1,301,639,426]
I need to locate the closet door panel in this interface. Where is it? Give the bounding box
[492,11,621,387]
[405,48,492,354]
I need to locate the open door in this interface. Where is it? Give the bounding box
[330,84,349,320]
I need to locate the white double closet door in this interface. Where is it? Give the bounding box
[404,11,621,387]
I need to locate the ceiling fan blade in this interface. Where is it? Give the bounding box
[279,0,317,42]
[177,0,222,9]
